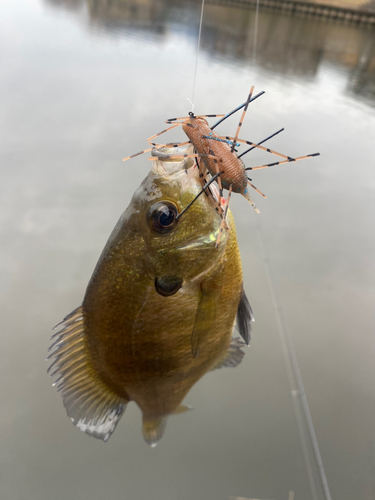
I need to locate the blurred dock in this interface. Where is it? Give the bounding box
[207,0,375,24]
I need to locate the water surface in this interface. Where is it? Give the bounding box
[0,1,374,499]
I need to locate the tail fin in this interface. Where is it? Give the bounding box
[142,417,168,447]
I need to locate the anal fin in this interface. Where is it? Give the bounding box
[172,404,192,415]
[48,306,128,442]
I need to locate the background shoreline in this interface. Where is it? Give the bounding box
[205,0,375,24]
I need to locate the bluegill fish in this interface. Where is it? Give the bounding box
[48,145,254,446]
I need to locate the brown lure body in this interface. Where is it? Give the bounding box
[124,86,320,221]
[182,117,248,195]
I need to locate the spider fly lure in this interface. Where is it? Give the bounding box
[123,87,320,247]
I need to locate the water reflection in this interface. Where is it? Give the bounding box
[347,31,375,99]
[2,0,374,498]
[45,0,375,102]
[47,0,83,8]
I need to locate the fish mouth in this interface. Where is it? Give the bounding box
[151,145,221,207]
[151,145,226,251]
[151,145,196,175]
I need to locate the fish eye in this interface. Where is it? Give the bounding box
[148,201,179,234]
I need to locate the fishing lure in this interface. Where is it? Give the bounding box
[123,87,320,246]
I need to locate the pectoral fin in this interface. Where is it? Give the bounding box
[236,288,254,345]
[48,307,128,442]
[191,286,217,358]
[211,337,247,370]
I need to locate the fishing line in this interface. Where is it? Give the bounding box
[253,0,260,62]
[188,4,331,497]
[254,217,332,500]
[248,2,331,497]
[190,0,205,111]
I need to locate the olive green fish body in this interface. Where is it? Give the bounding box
[48,146,251,445]
[83,217,242,419]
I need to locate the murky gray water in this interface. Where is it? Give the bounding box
[1,0,374,499]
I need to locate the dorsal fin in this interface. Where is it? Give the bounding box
[48,306,128,442]
[236,288,254,345]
